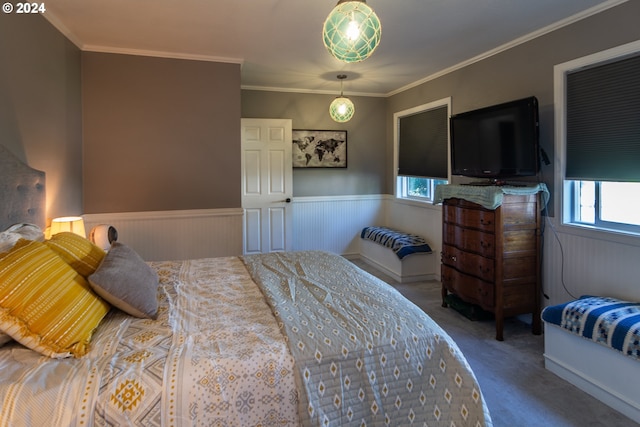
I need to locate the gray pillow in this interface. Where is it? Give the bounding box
[88,242,159,319]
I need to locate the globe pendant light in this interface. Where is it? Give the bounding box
[323,0,382,63]
[329,74,355,123]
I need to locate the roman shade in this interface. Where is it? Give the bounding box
[565,53,640,182]
[397,105,448,179]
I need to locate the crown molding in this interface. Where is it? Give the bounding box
[386,0,629,97]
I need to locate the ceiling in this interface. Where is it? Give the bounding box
[44,0,622,97]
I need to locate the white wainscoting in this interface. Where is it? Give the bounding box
[541,218,640,306]
[291,195,388,256]
[291,195,443,281]
[387,198,443,280]
[83,208,243,261]
[81,196,440,263]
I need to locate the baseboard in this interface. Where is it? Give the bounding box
[359,252,435,283]
[544,354,640,423]
[543,325,640,423]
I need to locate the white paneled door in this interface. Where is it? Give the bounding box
[241,118,293,254]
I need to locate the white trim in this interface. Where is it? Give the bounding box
[42,10,243,65]
[394,197,442,212]
[543,323,640,423]
[545,216,640,249]
[393,98,452,199]
[83,45,244,65]
[360,239,435,284]
[386,0,630,97]
[292,194,389,203]
[83,208,244,222]
[553,39,640,246]
[82,208,243,260]
[240,85,386,98]
[42,10,83,48]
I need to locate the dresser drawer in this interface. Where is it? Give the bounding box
[441,244,495,282]
[441,265,494,309]
[443,223,495,256]
[456,207,495,232]
[443,200,495,232]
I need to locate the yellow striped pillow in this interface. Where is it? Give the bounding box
[0,239,110,358]
[45,232,106,277]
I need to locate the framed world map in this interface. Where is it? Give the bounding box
[292,130,347,168]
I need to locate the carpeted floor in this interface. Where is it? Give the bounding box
[350,259,638,427]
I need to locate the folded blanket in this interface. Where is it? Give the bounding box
[360,226,432,259]
[433,183,550,210]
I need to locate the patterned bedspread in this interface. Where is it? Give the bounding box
[360,226,432,259]
[242,251,492,426]
[0,257,299,427]
[542,295,640,360]
[0,252,492,427]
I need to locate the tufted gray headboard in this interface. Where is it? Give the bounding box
[0,145,46,231]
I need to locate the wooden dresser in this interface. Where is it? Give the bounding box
[440,191,542,341]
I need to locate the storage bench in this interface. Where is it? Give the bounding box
[359,226,434,283]
[542,295,640,423]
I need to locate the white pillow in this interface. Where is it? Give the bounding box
[0,223,44,253]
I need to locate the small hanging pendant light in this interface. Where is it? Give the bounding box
[329,74,355,123]
[323,0,382,63]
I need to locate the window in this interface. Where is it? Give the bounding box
[570,181,640,234]
[556,41,640,237]
[397,176,448,201]
[394,98,451,202]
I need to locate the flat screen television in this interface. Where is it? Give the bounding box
[450,96,539,179]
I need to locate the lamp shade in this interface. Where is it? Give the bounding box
[329,96,355,123]
[50,216,86,238]
[323,0,382,63]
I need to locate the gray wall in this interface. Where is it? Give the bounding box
[386,0,640,216]
[82,53,241,213]
[242,90,387,197]
[3,2,639,220]
[0,14,82,220]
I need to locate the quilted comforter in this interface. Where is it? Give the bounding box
[243,251,491,426]
[0,251,491,426]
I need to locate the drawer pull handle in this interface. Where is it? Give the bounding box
[450,255,457,262]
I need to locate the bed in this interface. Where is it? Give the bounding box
[0,144,492,426]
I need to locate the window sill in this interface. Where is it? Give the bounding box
[394,196,442,211]
[552,219,640,248]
